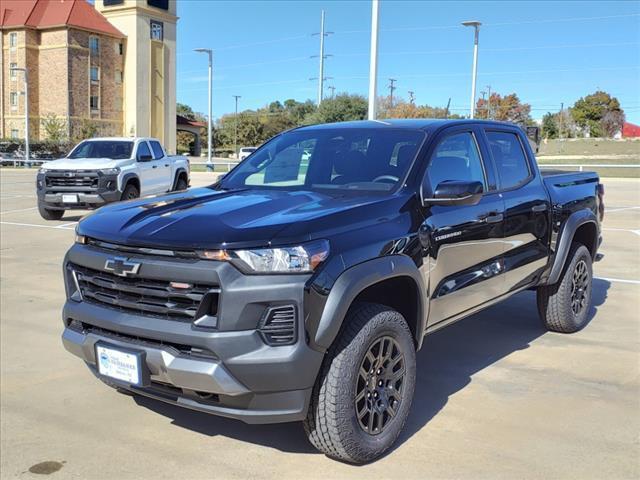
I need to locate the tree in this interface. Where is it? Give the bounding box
[541,112,558,139]
[477,92,532,125]
[41,113,67,142]
[571,90,624,138]
[304,94,368,124]
[177,102,196,120]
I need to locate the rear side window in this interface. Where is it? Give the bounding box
[150,140,164,159]
[427,132,485,191]
[486,131,531,189]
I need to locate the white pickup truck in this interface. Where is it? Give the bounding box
[36,137,190,220]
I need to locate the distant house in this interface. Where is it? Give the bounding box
[622,122,640,138]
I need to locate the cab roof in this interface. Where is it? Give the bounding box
[295,118,518,134]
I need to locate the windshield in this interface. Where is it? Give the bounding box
[68,141,134,160]
[221,128,425,192]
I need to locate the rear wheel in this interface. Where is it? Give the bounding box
[120,183,139,201]
[537,243,593,333]
[304,303,416,464]
[38,202,64,221]
[174,176,188,191]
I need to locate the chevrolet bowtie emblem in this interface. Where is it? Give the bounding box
[104,257,141,277]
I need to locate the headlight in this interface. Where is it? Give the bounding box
[98,167,120,176]
[232,240,329,273]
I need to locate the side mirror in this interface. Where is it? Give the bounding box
[422,180,483,206]
[138,154,152,162]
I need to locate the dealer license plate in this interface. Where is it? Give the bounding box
[62,194,78,203]
[95,343,143,386]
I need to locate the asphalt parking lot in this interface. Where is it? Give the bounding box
[1,169,638,479]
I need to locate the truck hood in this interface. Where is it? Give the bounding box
[42,157,128,170]
[77,187,407,250]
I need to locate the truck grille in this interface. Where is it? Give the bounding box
[46,170,99,189]
[70,264,218,322]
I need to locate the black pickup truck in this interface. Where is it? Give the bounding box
[61,119,604,463]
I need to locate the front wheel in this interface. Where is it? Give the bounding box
[304,303,416,464]
[174,176,188,191]
[537,243,593,333]
[38,202,64,221]
[120,183,139,201]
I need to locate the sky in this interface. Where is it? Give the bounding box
[176,0,640,123]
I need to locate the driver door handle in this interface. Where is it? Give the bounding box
[478,212,504,224]
[531,203,548,212]
[152,165,158,169]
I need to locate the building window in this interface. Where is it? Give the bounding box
[11,129,19,139]
[9,32,18,48]
[90,96,100,111]
[10,92,18,107]
[118,42,124,55]
[91,66,100,82]
[104,0,124,5]
[148,0,169,10]
[89,37,100,54]
[150,20,163,41]
[115,70,123,83]
[10,63,17,79]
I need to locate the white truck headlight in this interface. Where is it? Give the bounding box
[233,240,329,274]
[98,167,120,176]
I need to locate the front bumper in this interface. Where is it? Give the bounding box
[61,244,325,423]
[37,172,120,210]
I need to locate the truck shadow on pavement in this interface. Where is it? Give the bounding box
[133,279,610,458]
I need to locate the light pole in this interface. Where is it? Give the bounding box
[368,0,380,120]
[10,67,29,163]
[194,48,213,170]
[232,95,241,158]
[462,20,481,119]
[485,84,492,119]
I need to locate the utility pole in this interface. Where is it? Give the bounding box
[327,85,336,98]
[485,85,492,119]
[388,78,397,108]
[480,91,486,118]
[408,90,415,105]
[312,10,333,105]
[445,97,451,119]
[232,95,241,157]
[462,20,481,119]
[194,48,213,170]
[11,67,29,164]
[367,0,379,120]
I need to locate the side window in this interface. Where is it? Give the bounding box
[427,132,485,191]
[136,141,152,160]
[486,131,530,189]
[150,141,164,159]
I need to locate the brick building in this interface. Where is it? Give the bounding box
[0,0,177,152]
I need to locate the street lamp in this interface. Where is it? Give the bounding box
[462,20,481,119]
[194,48,213,171]
[10,67,29,163]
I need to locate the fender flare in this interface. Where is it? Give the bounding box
[171,167,188,190]
[313,255,427,351]
[548,209,598,284]
[120,173,139,193]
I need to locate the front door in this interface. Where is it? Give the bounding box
[419,128,506,328]
[136,141,161,195]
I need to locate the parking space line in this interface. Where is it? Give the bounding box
[595,276,640,285]
[0,207,37,215]
[0,221,76,230]
[602,227,640,236]
[605,206,640,213]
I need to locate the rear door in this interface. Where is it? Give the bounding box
[149,140,172,192]
[420,126,507,328]
[482,128,551,292]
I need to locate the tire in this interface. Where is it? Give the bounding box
[38,202,64,221]
[120,183,139,201]
[537,243,593,333]
[304,303,417,464]
[174,176,188,191]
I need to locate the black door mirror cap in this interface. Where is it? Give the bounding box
[422,180,484,207]
[138,154,153,162]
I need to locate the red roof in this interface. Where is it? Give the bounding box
[177,115,206,128]
[1,0,124,38]
[622,122,640,138]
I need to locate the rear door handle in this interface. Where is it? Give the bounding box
[152,165,158,169]
[531,203,548,212]
[479,212,504,224]
[164,164,169,167]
